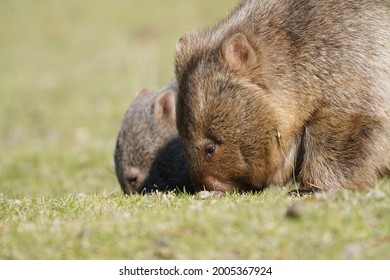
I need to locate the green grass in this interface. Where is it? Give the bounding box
[0,0,389,260]
[1,186,390,259]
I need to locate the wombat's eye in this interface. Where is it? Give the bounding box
[205,143,217,158]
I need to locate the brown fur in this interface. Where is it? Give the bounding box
[175,0,390,192]
[114,79,192,194]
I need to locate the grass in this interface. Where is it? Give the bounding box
[1,186,390,259]
[0,0,389,259]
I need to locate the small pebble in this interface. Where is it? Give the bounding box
[341,243,364,259]
[367,190,386,200]
[198,191,225,199]
[199,191,212,199]
[285,202,304,218]
[211,191,225,197]
[74,192,88,200]
[1,199,22,205]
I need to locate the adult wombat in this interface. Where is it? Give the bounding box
[114,79,192,194]
[175,0,390,192]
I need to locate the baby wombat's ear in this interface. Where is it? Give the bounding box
[222,33,257,73]
[153,89,176,127]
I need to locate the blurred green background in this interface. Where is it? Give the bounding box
[0,0,237,197]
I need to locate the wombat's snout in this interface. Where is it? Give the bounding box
[195,175,233,192]
[194,174,259,193]
[122,168,145,194]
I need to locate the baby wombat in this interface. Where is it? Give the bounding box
[114,79,192,194]
[175,0,390,193]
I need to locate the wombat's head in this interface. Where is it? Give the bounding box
[114,79,191,194]
[175,32,286,192]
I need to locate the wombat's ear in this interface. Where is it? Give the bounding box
[135,88,150,99]
[175,32,198,74]
[175,36,189,76]
[153,89,176,126]
[176,32,197,54]
[222,33,257,72]
[176,36,187,54]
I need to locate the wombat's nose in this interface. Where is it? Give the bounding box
[127,174,138,184]
[123,168,145,193]
[200,176,232,192]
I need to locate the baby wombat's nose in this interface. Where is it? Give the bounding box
[123,168,145,194]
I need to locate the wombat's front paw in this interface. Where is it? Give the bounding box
[288,187,322,197]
